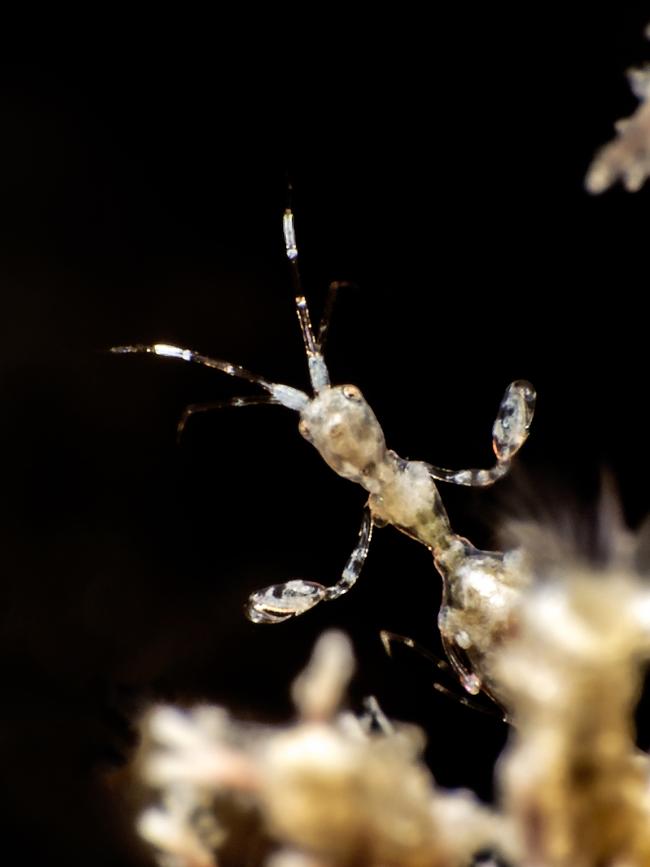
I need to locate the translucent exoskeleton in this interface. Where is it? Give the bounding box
[111,208,536,704]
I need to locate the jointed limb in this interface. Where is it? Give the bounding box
[323,506,373,601]
[177,395,282,440]
[380,631,502,716]
[426,380,536,487]
[246,507,374,624]
[110,343,310,412]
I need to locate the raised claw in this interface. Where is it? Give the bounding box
[246,580,328,624]
[492,380,536,462]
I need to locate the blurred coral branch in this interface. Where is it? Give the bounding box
[135,511,650,866]
[136,631,498,867]
[586,24,650,193]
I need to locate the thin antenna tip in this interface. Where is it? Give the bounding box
[283,208,298,261]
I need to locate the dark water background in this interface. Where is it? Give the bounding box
[1,8,649,863]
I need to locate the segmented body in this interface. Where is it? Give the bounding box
[297,374,534,702]
[111,208,535,705]
[379,460,528,698]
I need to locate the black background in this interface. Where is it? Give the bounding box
[1,7,650,864]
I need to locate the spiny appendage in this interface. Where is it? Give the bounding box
[246,508,373,624]
[426,380,536,487]
[380,629,506,718]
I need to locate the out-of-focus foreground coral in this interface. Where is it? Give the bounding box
[136,630,497,867]
[132,26,650,865]
[586,24,650,193]
[496,521,650,867]
[134,517,650,867]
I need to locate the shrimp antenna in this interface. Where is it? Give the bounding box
[109,342,309,414]
[283,205,330,394]
[110,201,344,421]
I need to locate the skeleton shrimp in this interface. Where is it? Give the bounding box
[111,209,536,706]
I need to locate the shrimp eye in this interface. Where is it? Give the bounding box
[298,419,311,439]
[343,385,362,401]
